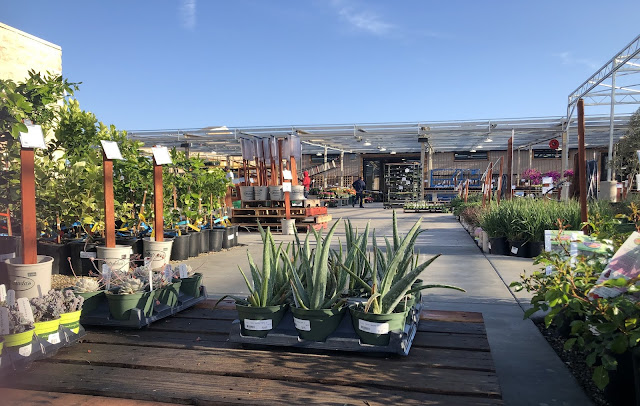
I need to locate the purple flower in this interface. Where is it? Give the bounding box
[543,171,561,182]
[522,168,542,184]
[563,169,574,178]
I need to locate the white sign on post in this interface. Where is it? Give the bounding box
[100,140,124,160]
[282,182,292,192]
[282,170,293,180]
[19,124,46,149]
[152,146,172,165]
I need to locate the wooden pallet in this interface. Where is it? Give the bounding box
[1,301,503,405]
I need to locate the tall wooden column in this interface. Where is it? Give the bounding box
[20,148,37,264]
[103,153,116,248]
[153,161,164,242]
[578,99,588,232]
[507,135,513,200]
[497,157,504,205]
[278,140,284,184]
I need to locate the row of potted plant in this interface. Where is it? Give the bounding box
[221,212,463,345]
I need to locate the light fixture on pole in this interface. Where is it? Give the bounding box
[363,140,371,146]
[477,145,483,149]
[379,147,387,152]
[484,137,493,143]
[390,151,397,155]
[470,148,476,153]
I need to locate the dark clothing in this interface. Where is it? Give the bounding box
[352,179,366,208]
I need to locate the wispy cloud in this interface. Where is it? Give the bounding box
[180,0,196,31]
[556,51,599,70]
[330,0,393,37]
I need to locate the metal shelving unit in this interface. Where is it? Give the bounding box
[384,163,420,208]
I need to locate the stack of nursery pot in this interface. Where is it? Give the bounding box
[287,222,348,341]
[220,227,289,338]
[143,236,174,271]
[105,274,154,320]
[6,255,54,299]
[72,278,104,316]
[170,231,191,261]
[1,293,36,355]
[344,212,464,346]
[209,227,224,252]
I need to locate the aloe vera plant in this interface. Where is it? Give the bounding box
[287,220,348,310]
[344,211,464,314]
[330,219,371,292]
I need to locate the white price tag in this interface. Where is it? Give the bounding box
[100,140,124,160]
[244,319,273,331]
[358,319,389,334]
[149,268,153,291]
[144,257,151,268]
[0,284,6,302]
[48,332,61,344]
[16,297,34,323]
[102,264,111,290]
[0,307,10,335]
[282,182,292,192]
[511,246,519,255]
[151,146,172,165]
[282,170,292,180]
[177,264,188,278]
[293,317,311,331]
[487,243,492,250]
[227,234,234,241]
[6,290,15,307]
[18,343,32,357]
[19,124,46,149]
[164,265,172,281]
[80,251,97,259]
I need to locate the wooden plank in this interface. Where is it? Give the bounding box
[421,309,484,324]
[0,388,177,406]
[43,343,501,397]
[418,320,487,335]
[413,332,490,352]
[147,317,231,334]
[81,331,495,372]
[314,214,332,223]
[4,363,503,405]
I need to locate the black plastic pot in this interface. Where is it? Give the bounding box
[488,237,509,256]
[116,236,143,258]
[0,235,19,286]
[222,227,233,249]
[189,231,201,257]
[199,229,210,253]
[232,225,239,247]
[528,241,544,258]
[209,228,224,252]
[509,240,530,258]
[604,351,636,406]
[171,233,191,261]
[37,241,71,275]
[67,239,97,276]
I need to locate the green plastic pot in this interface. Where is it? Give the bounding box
[60,310,82,334]
[236,303,288,338]
[74,289,106,316]
[290,306,346,342]
[180,273,203,298]
[3,328,34,348]
[106,290,155,320]
[349,305,408,346]
[34,318,61,340]
[156,280,182,308]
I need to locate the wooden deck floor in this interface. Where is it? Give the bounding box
[1,302,503,405]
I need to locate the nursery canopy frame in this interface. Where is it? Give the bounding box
[128,114,631,158]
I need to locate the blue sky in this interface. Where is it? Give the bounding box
[3,1,640,131]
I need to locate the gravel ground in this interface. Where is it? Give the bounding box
[51,274,93,290]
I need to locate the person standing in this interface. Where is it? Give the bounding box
[352,176,366,208]
[302,171,311,198]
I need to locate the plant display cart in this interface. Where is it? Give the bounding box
[384,162,421,208]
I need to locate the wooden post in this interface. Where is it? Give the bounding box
[103,153,116,248]
[242,159,248,186]
[278,139,284,184]
[578,98,588,232]
[20,148,37,264]
[507,136,513,200]
[497,157,504,205]
[153,161,164,242]
[6,209,12,236]
[270,145,277,186]
[464,179,469,203]
[290,156,298,186]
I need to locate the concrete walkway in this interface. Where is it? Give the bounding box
[178,203,592,406]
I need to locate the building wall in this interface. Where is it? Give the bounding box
[0,23,62,82]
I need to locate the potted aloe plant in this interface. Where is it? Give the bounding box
[344,212,464,345]
[220,226,290,338]
[286,222,349,341]
[105,274,154,320]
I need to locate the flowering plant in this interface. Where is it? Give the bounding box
[522,168,542,184]
[563,169,574,178]
[543,171,561,182]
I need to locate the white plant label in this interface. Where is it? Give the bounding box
[358,320,390,334]
[48,332,61,345]
[178,264,188,278]
[487,242,492,250]
[144,257,151,268]
[0,252,15,261]
[19,124,46,149]
[151,146,172,165]
[282,182,292,192]
[0,284,6,302]
[6,290,15,307]
[164,265,172,281]
[282,170,292,180]
[148,268,153,291]
[244,319,272,331]
[100,140,124,160]
[102,264,111,291]
[511,246,519,255]
[227,234,234,241]
[80,251,96,259]
[293,317,311,331]
[18,343,32,357]
[17,297,34,323]
[0,307,10,335]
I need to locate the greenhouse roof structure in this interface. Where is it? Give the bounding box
[127,114,632,157]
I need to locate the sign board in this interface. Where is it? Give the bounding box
[19,124,46,149]
[282,170,293,180]
[151,146,172,165]
[282,182,292,192]
[100,140,124,160]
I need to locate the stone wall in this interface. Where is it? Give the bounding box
[0,22,62,82]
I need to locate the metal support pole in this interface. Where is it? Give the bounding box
[278,139,284,184]
[562,110,570,173]
[507,134,513,200]
[153,161,164,242]
[20,148,37,264]
[323,146,328,188]
[340,151,344,187]
[516,147,521,185]
[420,143,426,199]
[428,147,433,188]
[528,146,533,168]
[607,70,616,181]
[578,99,588,232]
[497,157,504,205]
[103,153,116,248]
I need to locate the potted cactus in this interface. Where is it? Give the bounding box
[344,213,464,345]
[30,290,65,343]
[73,277,104,316]
[59,289,84,334]
[287,222,348,341]
[105,275,154,320]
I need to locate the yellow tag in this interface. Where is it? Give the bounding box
[150,228,155,238]
[188,223,200,232]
